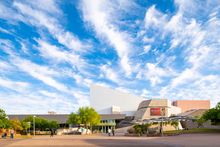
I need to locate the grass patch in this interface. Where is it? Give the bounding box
[164,128,220,135]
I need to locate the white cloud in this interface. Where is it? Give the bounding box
[0,0,220,112]
[170,68,199,88]
[0,77,29,93]
[0,92,76,114]
[136,63,175,86]
[141,89,150,98]
[11,57,70,93]
[160,74,220,107]
[0,39,15,56]
[36,39,84,69]
[156,6,220,105]
[144,45,151,53]
[35,39,100,90]
[81,0,133,75]
[138,45,151,56]
[144,5,167,29]
[73,92,90,107]
[39,90,58,98]
[142,36,154,43]
[187,46,211,70]
[0,2,25,23]
[0,56,90,112]
[0,27,12,35]
[12,1,85,52]
[142,1,220,97]
[60,67,97,90]
[20,41,29,54]
[100,64,120,84]
[0,60,12,72]
[73,74,83,85]
[1,1,95,92]
[94,82,111,88]
[23,0,62,15]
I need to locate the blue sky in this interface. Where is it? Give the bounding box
[0,0,220,114]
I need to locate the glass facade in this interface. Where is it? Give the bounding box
[97,119,116,133]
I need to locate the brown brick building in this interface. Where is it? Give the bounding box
[172,100,210,112]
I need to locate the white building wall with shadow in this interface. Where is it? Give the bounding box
[90,85,144,116]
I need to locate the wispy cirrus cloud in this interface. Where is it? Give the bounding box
[142,0,220,105]
[81,0,133,76]
[136,63,176,87]
[13,1,85,52]
[99,64,120,84]
[0,77,29,93]
[0,0,220,114]
[36,39,86,70]
[11,57,71,93]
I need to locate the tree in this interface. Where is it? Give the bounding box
[78,107,100,132]
[23,116,58,131]
[10,119,23,133]
[21,120,31,134]
[0,108,10,129]
[23,116,34,130]
[67,107,100,133]
[86,107,101,132]
[202,102,220,125]
[48,120,59,129]
[67,113,80,126]
[39,118,49,130]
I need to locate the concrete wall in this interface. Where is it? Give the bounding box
[173,100,210,112]
[168,105,182,116]
[90,85,144,116]
[168,100,181,116]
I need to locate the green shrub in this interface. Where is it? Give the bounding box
[196,117,206,128]
[152,122,158,125]
[127,127,135,134]
[132,123,152,136]
[134,125,142,136]
[171,121,179,129]
[202,102,220,125]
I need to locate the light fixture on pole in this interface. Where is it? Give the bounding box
[161,108,165,137]
[33,115,36,136]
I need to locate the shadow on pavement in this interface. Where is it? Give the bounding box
[83,138,174,147]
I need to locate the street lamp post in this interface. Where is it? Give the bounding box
[33,116,36,136]
[161,117,163,137]
[161,108,165,137]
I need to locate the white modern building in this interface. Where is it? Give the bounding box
[90,84,144,116]
[90,85,182,120]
